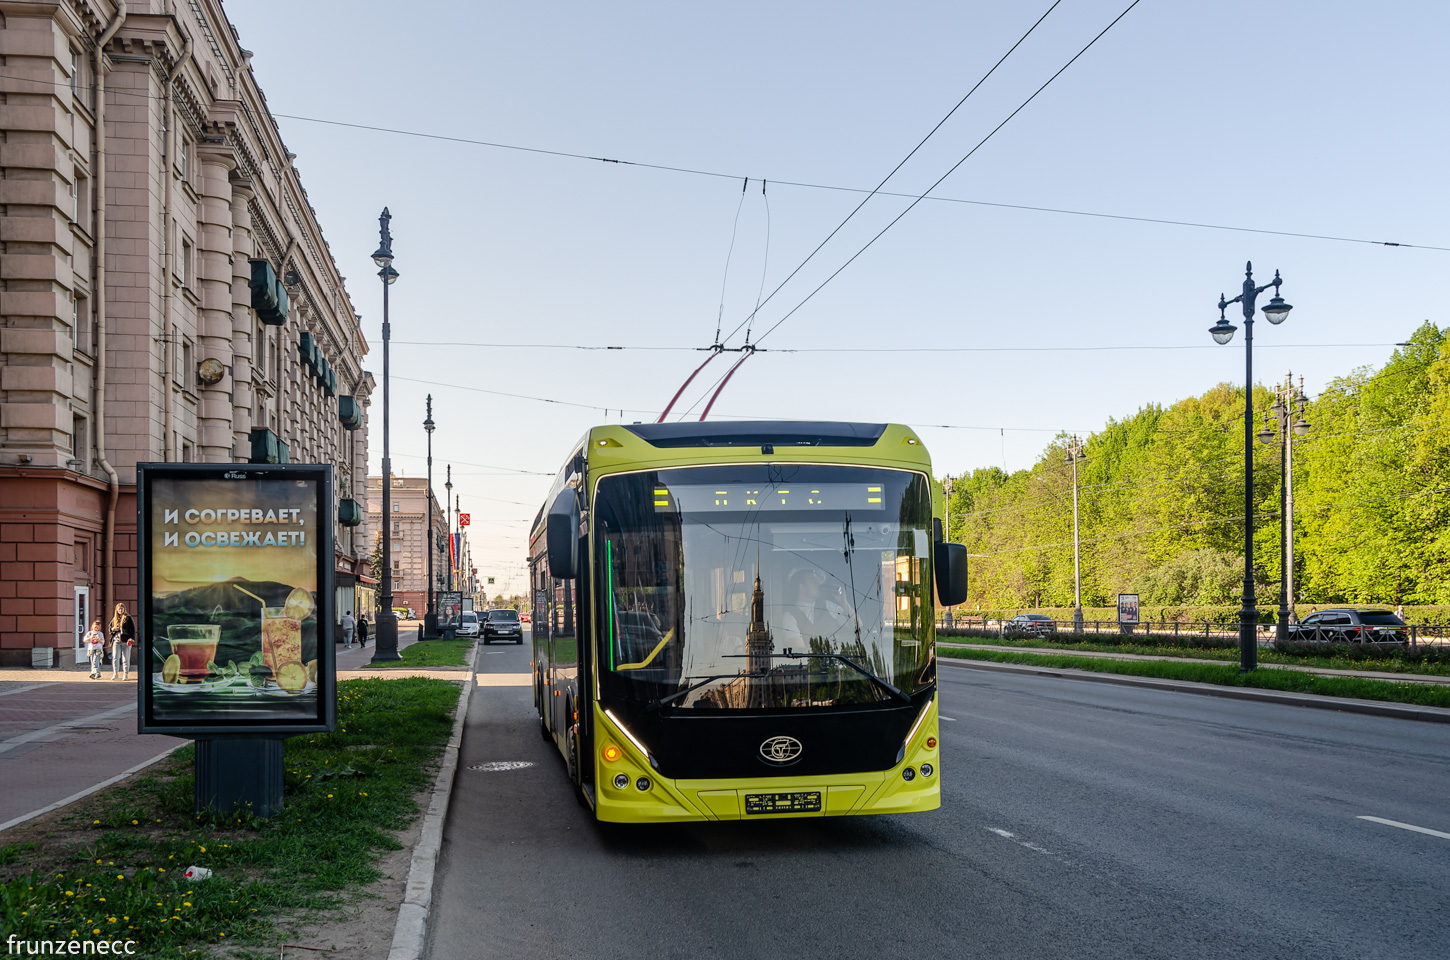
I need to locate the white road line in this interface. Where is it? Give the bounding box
[987,827,1054,856]
[1357,816,1450,841]
[0,701,135,757]
[939,716,958,722]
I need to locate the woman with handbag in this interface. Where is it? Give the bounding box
[109,602,135,681]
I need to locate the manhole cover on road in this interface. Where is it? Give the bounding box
[468,761,534,772]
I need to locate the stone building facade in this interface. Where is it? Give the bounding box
[364,475,447,618]
[0,0,372,665]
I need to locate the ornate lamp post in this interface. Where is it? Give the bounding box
[1064,435,1087,633]
[1257,373,1310,646]
[1209,262,1293,671]
[444,466,453,593]
[370,209,402,663]
[422,395,438,639]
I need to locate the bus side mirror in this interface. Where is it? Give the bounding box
[546,488,580,579]
[934,542,968,606]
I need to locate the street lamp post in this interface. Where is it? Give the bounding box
[1064,435,1087,633]
[444,466,453,593]
[422,395,438,639]
[1210,261,1293,671]
[1257,372,1310,646]
[371,208,402,663]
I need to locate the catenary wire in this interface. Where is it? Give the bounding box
[749,0,1148,348]
[718,0,1065,346]
[2,70,1443,254]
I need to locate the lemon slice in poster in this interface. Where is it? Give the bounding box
[306,659,318,684]
[276,662,308,693]
[162,654,181,684]
[283,588,314,621]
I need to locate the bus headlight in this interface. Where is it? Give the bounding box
[902,767,916,782]
[920,763,934,778]
[613,773,629,789]
[636,777,652,791]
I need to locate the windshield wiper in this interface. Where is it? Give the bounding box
[725,649,911,703]
[647,672,769,711]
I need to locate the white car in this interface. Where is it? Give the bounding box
[456,611,480,638]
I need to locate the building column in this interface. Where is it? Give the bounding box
[194,146,237,462]
[228,178,257,458]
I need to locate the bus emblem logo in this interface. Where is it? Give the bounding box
[760,736,803,764]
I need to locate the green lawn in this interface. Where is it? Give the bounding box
[939,647,1450,709]
[0,677,462,958]
[369,637,474,668]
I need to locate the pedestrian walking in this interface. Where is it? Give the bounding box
[342,611,356,650]
[1395,603,1406,622]
[83,620,106,679]
[109,602,135,681]
[358,616,368,647]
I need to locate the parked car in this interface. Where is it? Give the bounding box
[482,608,524,644]
[1285,608,1407,644]
[1003,613,1057,638]
[520,613,531,623]
[456,610,480,638]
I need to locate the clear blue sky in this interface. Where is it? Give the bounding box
[226,0,1450,594]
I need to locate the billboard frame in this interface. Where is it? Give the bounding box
[1116,593,1140,625]
[136,462,338,738]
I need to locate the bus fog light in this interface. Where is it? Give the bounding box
[920,763,934,778]
[902,767,916,782]
[636,777,651,791]
[613,774,629,789]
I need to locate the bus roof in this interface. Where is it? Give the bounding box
[622,421,887,448]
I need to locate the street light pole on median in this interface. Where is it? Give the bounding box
[1258,373,1310,646]
[423,395,438,639]
[371,208,402,663]
[1065,435,1086,634]
[1210,262,1293,672]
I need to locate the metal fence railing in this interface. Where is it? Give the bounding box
[935,618,1450,650]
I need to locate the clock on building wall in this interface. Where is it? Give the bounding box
[197,358,226,386]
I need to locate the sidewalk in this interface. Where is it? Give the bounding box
[0,621,469,832]
[939,641,1450,686]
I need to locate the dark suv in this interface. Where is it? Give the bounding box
[482,608,524,644]
[1284,608,1407,644]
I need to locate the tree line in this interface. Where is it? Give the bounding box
[947,322,1450,611]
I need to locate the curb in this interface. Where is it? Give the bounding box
[939,656,1450,724]
[385,656,475,960]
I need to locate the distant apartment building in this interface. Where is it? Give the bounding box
[365,476,447,618]
[0,0,372,665]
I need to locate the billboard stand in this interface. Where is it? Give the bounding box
[195,738,285,817]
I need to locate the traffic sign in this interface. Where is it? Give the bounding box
[487,576,495,585]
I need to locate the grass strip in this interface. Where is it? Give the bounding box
[369,638,474,668]
[940,637,1450,676]
[940,647,1450,709]
[0,676,462,958]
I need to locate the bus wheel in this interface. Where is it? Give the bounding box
[565,715,587,807]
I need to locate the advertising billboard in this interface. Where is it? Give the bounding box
[1116,593,1140,625]
[137,463,337,736]
[438,591,462,625]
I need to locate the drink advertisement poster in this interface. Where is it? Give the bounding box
[137,463,337,736]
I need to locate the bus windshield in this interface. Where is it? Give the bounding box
[595,464,935,710]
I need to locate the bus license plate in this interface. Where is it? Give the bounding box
[745,791,822,815]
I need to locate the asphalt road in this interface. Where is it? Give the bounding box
[428,633,1450,960]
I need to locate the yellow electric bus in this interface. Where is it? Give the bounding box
[528,421,968,822]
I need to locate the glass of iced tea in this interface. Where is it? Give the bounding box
[167,624,220,679]
[261,606,303,678]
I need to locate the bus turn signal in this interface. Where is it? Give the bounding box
[602,745,621,763]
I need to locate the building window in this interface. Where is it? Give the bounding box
[71,48,79,96]
[181,440,193,463]
[178,136,190,182]
[71,414,87,464]
[72,293,90,354]
[256,323,267,374]
[180,337,194,391]
[74,174,89,231]
[180,236,194,287]
[392,521,401,532]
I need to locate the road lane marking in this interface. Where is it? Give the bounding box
[940,716,958,721]
[474,673,531,686]
[1357,816,1450,841]
[987,827,1054,856]
[0,701,136,757]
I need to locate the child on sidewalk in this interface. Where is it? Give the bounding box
[83,620,106,679]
